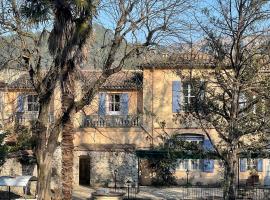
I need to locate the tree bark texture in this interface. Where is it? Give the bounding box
[37,158,53,200]
[61,116,74,200]
[223,151,238,200]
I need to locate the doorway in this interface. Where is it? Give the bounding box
[79,156,90,185]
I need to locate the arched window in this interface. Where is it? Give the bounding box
[174,133,204,144]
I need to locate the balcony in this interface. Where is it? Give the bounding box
[83,115,142,128]
[11,112,54,125]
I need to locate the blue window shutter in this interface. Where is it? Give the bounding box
[172,81,181,113]
[204,159,214,173]
[203,139,214,151]
[98,93,106,115]
[121,93,129,115]
[199,81,205,100]
[240,158,247,172]
[199,159,204,171]
[257,159,263,172]
[17,95,24,112]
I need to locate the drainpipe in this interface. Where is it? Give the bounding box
[151,69,154,148]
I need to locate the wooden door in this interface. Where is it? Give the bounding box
[79,156,90,185]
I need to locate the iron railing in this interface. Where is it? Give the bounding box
[83,115,142,128]
[12,112,54,124]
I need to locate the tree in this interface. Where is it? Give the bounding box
[1,0,191,199]
[177,1,270,199]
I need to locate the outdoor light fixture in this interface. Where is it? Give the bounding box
[186,169,190,186]
[114,169,118,192]
[126,180,132,199]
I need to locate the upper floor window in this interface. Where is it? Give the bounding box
[239,93,247,110]
[183,82,196,111]
[27,95,39,111]
[98,92,129,115]
[108,94,121,114]
[172,80,205,113]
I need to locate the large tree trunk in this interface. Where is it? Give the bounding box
[34,100,60,200]
[36,157,53,200]
[61,116,74,200]
[223,150,238,200]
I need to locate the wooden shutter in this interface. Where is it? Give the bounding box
[240,158,247,172]
[172,81,181,113]
[257,159,263,172]
[121,93,129,115]
[203,159,214,173]
[202,138,214,172]
[17,94,25,112]
[98,93,106,115]
[203,139,214,151]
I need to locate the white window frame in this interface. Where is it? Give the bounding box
[27,95,39,112]
[107,93,122,115]
[177,159,200,171]
[182,82,196,111]
[239,93,247,110]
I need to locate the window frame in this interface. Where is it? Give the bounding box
[27,94,39,112]
[107,93,122,115]
[182,81,196,111]
[177,159,201,171]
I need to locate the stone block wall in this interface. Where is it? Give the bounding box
[73,150,138,187]
[0,158,37,195]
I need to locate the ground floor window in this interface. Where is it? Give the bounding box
[177,159,201,171]
[240,158,263,172]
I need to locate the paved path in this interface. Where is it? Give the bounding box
[72,185,223,200]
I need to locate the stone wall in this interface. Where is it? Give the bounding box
[0,147,62,196]
[0,158,37,195]
[73,150,138,187]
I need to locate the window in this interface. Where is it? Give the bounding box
[27,95,39,111]
[98,93,129,116]
[177,159,200,171]
[183,82,196,111]
[191,159,200,170]
[240,158,263,172]
[108,94,121,114]
[178,159,189,170]
[172,80,205,113]
[239,93,247,110]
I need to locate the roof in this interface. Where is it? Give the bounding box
[139,52,216,69]
[75,143,135,152]
[6,70,143,90]
[139,52,270,72]
[7,74,34,89]
[79,70,143,90]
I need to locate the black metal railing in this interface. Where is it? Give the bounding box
[108,184,139,200]
[83,115,142,128]
[137,186,270,200]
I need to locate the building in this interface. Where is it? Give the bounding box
[0,53,269,188]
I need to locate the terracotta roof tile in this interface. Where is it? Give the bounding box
[7,70,143,90]
[79,70,143,90]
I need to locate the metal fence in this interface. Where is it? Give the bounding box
[159,186,270,200]
[116,185,270,200]
[109,185,139,200]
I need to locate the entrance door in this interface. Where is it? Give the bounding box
[79,156,90,185]
[264,159,270,186]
